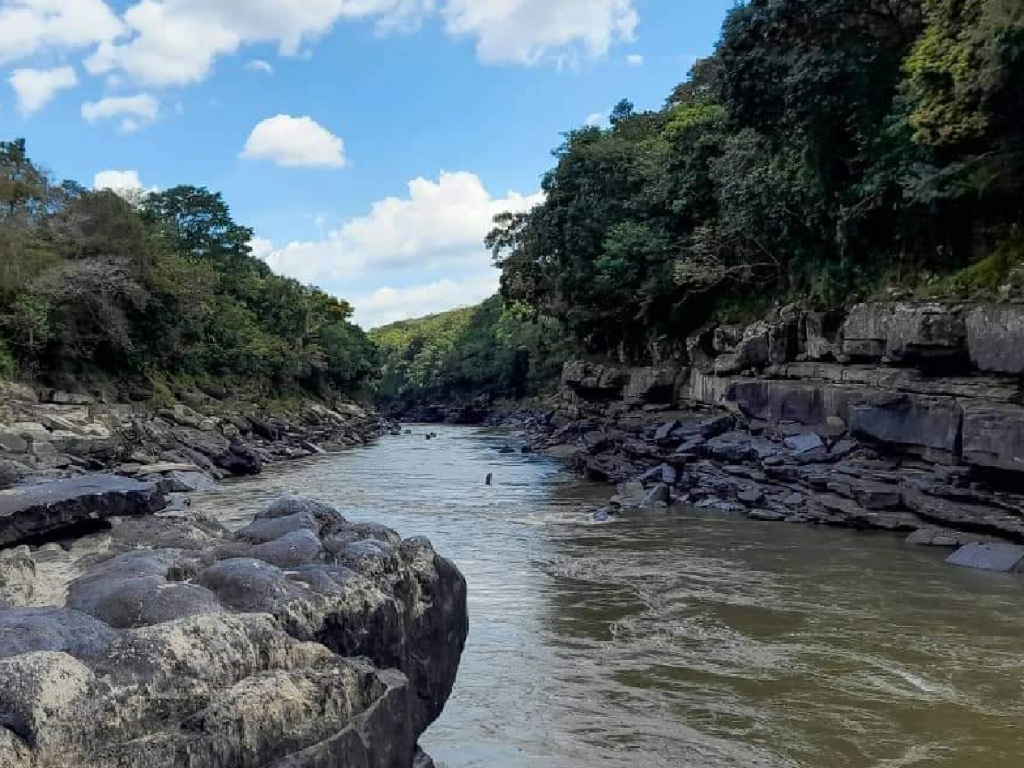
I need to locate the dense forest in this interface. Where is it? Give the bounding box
[371,296,570,408]
[0,139,376,399]
[4,0,1022,409]
[488,0,1024,362]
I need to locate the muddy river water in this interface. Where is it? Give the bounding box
[189,425,1024,768]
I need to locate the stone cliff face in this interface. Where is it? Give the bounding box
[0,498,469,768]
[545,301,1024,564]
[561,301,1024,476]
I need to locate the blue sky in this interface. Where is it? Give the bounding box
[0,0,733,328]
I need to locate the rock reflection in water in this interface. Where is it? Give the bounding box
[190,425,1024,768]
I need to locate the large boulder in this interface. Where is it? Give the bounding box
[0,475,167,548]
[0,499,468,768]
[960,403,1024,474]
[946,542,1024,573]
[561,361,630,401]
[848,392,961,461]
[966,304,1024,375]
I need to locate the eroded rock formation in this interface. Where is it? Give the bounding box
[0,498,468,768]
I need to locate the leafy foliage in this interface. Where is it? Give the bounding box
[489,0,1024,361]
[0,140,375,397]
[371,296,570,407]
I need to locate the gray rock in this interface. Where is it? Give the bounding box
[640,484,671,509]
[251,529,325,568]
[642,464,677,485]
[737,488,765,506]
[0,499,468,768]
[961,403,1024,475]
[748,509,786,522]
[841,303,966,364]
[705,432,781,463]
[902,485,1024,540]
[905,528,993,548]
[848,392,961,460]
[653,421,680,443]
[0,475,167,548]
[946,543,1024,573]
[0,460,28,491]
[784,432,825,455]
[159,470,218,494]
[966,304,1024,375]
[591,508,614,522]
[0,609,120,659]
[0,547,35,608]
[829,439,858,460]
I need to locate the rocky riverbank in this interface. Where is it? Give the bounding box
[0,381,398,542]
[0,496,468,768]
[515,301,1024,575]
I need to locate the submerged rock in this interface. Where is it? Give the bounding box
[946,543,1024,573]
[0,497,468,768]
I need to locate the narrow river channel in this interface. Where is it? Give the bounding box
[190,425,1024,768]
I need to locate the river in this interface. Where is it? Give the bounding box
[190,425,1024,768]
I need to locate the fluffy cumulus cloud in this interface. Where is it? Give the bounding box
[0,0,123,65]
[442,0,638,66]
[260,171,543,284]
[9,0,638,90]
[241,115,347,169]
[81,93,159,131]
[93,169,156,195]
[626,53,643,66]
[9,65,77,114]
[351,274,501,329]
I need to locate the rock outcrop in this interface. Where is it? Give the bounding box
[530,300,1024,569]
[0,498,468,768]
[0,383,390,489]
[0,475,167,547]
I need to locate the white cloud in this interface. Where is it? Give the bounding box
[81,93,159,131]
[79,0,638,87]
[442,0,638,65]
[0,0,124,65]
[248,236,275,262]
[260,171,543,285]
[245,58,273,73]
[93,169,157,197]
[241,114,346,169]
[9,65,77,114]
[352,273,501,329]
[585,110,608,127]
[625,53,643,66]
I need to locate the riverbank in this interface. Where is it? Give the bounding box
[480,301,1024,576]
[0,379,399,543]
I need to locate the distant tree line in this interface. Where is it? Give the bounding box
[370,296,572,408]
[0,139,376,397]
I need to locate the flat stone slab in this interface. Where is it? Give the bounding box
[0,475,166,547]
[946,542,1024,573]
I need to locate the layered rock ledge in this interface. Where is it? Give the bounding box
[527,301,1024,572]
[0,497,468,768]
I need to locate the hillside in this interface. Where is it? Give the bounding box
[0,139,376,403]
[370,295,569,413]
[487,0,1024,362]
